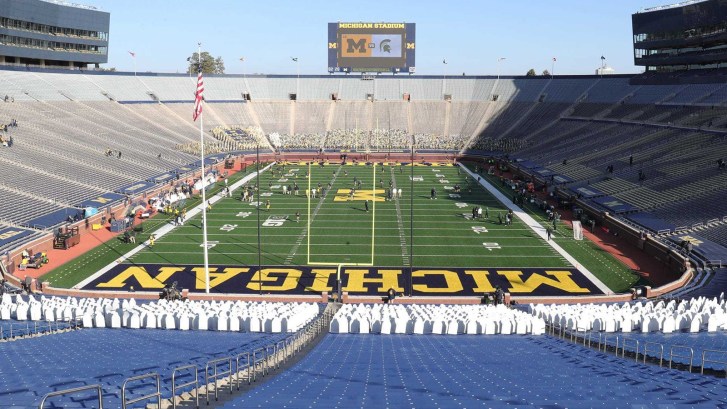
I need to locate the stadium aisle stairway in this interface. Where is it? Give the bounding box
[0,328,287,408]
[222,334,727,408]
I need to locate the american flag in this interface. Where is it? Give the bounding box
[193,64,204,122]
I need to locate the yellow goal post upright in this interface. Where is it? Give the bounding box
[306,161,377,300]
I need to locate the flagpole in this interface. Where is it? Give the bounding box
[197,42,211,294]
[128,51,137,77]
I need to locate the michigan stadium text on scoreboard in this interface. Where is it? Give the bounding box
[328,22,416,74]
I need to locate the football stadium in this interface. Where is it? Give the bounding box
[1,0,727,407]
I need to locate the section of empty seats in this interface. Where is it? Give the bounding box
[85,74,154,102]
[141,75,199,101]
[229,334,727,408]
[0,327,284,407]
[0,186,71,225]
[449,101,491,138]
[372,101,409,133]
[294,102,332,135]
[298,77,340,101]
[328,100,371,131]
[251,101,293,134]
[663,83,724,105]
[409,101,445,136]
[696,225,727,248]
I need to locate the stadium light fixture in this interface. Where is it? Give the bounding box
[497,57,506,81]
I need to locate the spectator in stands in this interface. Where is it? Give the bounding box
[494,286,504,305]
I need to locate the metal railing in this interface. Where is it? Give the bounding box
[251,347,267,382]
[39,384,103,409]
[545,323,727,378]
[276,339,287,367]
[643,341,664,366]
[669,345,694,371]
[620,338,640,362]
[234,352,252,388]
[265,344,277,371]
[0,319,81,340]
[205,357,232,404]
[121,372,161,409]
[171,364,198,409]
[701,349,727,376]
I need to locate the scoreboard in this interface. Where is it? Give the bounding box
[328,22,416,74]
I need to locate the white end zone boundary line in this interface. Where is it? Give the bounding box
[459,164,612,295]
[74,163,275,289]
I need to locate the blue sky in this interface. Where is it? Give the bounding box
[81,0,661,75]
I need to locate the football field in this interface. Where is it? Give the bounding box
[62,160,643,296]
[125,162,569,269]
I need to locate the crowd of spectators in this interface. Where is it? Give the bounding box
[0,118,16,147]
[271,129,469,152]
[469,137,531,153]
[270,132,324,150]
[210,125,268,151]
[171,126,480,155]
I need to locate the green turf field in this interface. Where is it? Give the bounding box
[44,161,643,293]
[125,162,570,269]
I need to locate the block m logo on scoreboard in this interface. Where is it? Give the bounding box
[342,34,371,56]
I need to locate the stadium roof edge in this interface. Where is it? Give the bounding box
[0,66,637,80]
[636,0,708,13]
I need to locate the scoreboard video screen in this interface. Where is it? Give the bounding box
[328,22,416,74]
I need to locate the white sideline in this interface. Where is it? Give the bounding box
[73,163,274,289]
[459,164,612,295]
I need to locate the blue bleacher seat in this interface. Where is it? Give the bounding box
[220,334,727,409]
[0,328,287,408]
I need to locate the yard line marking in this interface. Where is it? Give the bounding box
[390,167,410,265]
[73,163,275,289]
[284,165,342,265]
[459,163,612,294]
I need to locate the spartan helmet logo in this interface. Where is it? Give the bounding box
[380,39,392,53]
